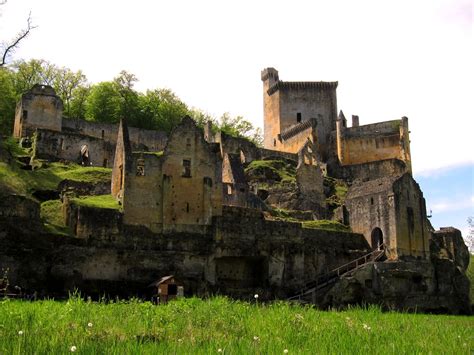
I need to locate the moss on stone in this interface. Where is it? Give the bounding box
[245,160,296,184]
[71,194,120,210]
[40,199,72,236]
[302,220,351,232]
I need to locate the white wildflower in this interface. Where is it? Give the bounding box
[363,323,371,331]
[18,330,24,335]
[178,338,183,343]
[283,349,289,354]
[87,322,93,328]
[254,294,259,299]
[253,335,260,341]
[70,345,77,352]
[217,349,223,353]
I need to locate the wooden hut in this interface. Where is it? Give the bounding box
[149,275,183,304]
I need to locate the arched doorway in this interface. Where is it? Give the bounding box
[371,228,384,250]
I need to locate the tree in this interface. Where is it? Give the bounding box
[218,112,263,146]
[0,1,36,67]
[467,217,474,254]
[53,67,87,117]
[0,67,16,134]
[85,82,123,123]
[139,89,189,133]
[113,70,141,125]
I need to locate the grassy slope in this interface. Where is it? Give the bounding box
[0,160,111,196]
[71,194,120,210]
[0,297,472,354]
[245,160,296,184]
[40,200,72,236]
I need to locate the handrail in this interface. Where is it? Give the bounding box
[288,244,386,301]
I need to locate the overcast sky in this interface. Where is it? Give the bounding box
[1,0,473,232]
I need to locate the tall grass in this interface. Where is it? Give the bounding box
[0,296,472,354]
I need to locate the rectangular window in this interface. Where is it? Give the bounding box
[297,112,302,123]
[182,159,191,177]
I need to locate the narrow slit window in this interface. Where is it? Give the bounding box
[297,112,302,123]
[182,159,191,177]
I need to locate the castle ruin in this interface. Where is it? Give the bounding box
[0,69,470,314]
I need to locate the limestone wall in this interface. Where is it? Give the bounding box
[62,118,167,152]
[392,174,430,259]
[33,129,115,167]
[337,118,411,170]
[123,153,164,232]
[14,85,63,138]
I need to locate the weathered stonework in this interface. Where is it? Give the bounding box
[345,173,430,260]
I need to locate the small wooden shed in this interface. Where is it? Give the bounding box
[149,275,183,304]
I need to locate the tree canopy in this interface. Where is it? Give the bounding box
[0,58,263,145]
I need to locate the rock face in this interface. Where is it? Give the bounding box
[430,227,470,272]
[320,259,470,314]
[315,227,471,314]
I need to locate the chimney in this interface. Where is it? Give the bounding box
[352,115,359,127]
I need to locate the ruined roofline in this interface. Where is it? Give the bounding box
[279,118,315,141]
[343,119,404,138]
[267,80,338,96]
[346,174,404,199]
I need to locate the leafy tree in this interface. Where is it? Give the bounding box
[113,70,141,126]
[218,112,263,146]
[0,67,16,134]
[139,89,189,133]
[10,59,49,94]
[85,82,123,123]
[53,67,87,117]
[68,85,90,120]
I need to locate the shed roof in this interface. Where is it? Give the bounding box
[148,275,175,288]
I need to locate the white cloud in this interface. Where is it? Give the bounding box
[430,196,474,213]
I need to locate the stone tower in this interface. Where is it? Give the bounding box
[261,68,338,161]
[13,84,63,138]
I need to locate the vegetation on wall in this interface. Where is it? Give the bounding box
[245,160,296,185]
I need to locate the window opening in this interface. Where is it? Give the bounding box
[297,112,302,123]
[182,159,191,177]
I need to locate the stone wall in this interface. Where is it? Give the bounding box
[62,118,167,152]
[33,129,115,167]
[336,118,411,170]
[335,158,408,182]
[122,117,223,234]
[345,173,430,260]
[13,85,63,138]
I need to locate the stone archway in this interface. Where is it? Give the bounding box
[371,227,384,250]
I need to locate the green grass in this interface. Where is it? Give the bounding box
[40,200,72,236]
[71,194,120,210]
[0,160,111,196]
[245,160,296,184]
[302,220,351,233]
[0,297,472,354]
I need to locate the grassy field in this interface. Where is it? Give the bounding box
[0,296,472,354]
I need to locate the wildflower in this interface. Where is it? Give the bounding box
[253,335,260,341]
[254,294,259,299]
[178,338,183,343]
[283,349,289,354]
[18,330,24,335]
[87,322,93,328]
[217,349,223,353]
[70,346,77,352]
[363,323,371,331]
